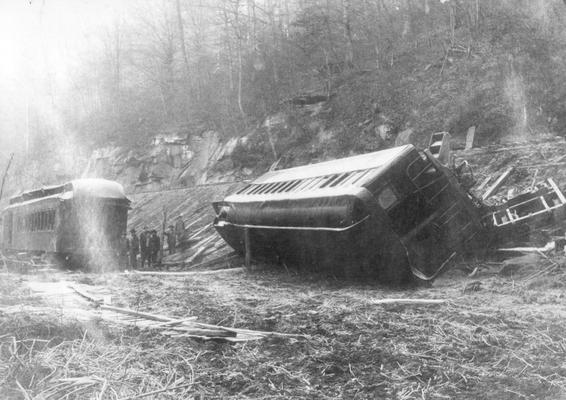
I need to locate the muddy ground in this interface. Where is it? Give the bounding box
[1,256,566,400]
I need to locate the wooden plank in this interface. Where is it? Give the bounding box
[161,252,238,269]
[476,175,491,191]
[371,298,446,306]
[151,317,198,327]
[548,177,566,203]
[465,126,476,150]
[100,305,176,322]
[127,267,245,276]
[482,167,514,200]
[244,227,251,269]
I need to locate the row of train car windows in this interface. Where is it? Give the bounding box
[16,210,56,232]
[236,168,379,196]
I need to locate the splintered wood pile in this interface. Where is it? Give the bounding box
[70,284,305,342]
[127,182,244,267]
[454,136,566,204]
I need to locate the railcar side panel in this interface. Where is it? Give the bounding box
[8,197,60,253]
[1,179,130,269]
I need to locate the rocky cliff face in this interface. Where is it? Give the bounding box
[82,98,405,193]
[82,130,247,192]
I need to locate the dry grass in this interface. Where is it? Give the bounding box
[2,258,566,399]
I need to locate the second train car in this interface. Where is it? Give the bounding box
[213,144,490,283]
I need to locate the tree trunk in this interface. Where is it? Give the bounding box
[234,0,245,117]
[175,0,194,103]
[341,0,354,67]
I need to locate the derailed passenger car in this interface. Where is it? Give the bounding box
[213,145,489,283]
[1,178,130,269]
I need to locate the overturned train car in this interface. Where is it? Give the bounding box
[1,178,130,269]
[213,145,490,282]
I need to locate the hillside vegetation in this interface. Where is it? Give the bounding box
[3,0,566,191]
[70,0,566,153]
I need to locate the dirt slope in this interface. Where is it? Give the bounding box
[127,182,244,267]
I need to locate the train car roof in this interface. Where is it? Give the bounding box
[65,179,128,200]
[253,145,414,184]
[7,178,129,207]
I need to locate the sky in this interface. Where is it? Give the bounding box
[0,0,125,156]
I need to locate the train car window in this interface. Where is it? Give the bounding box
[254,184,268,194]
[285,180,301,192]
[350,169,373,185]
[294,178,313,192]
[236,184,251,195]
[242,185,257,195]
[268,181,283,193]
[340,171,363,186]
[258,183,272,194]
[275,181,292,193]
[282,180,299,192]
[266,182,280,194]
[263,183,275,193]
[305,176,325,190]
[377,186,399,210]
[320,174,339,189]
[247,185,262,195]
[48,210,55,230]
[330,172,350,187]
[407,157,428,181]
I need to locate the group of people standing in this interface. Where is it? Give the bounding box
[126,215,186,269]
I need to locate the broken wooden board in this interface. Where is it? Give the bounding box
[69,284,306,342]
[482,167,514,201]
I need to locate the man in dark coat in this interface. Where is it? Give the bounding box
[174,215,186,249]
[165,225,176,255]
[149,230,161,266]
[128,229,139,269]
[139,226,150,268]
[119,233,128,269]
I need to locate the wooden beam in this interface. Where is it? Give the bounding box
[476,175,491,191]
[482,167,514,200]
[244,227,251,269]
[127,267,245,276]
[371,298,446,306]
[465,126,476,150]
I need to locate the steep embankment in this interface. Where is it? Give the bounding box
[127,182,243,267]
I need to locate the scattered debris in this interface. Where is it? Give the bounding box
[69,285,307,342]
[463,281,482,292]
[428,131,451,165]
[482,166,515,200]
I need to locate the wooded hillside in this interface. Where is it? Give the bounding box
[2,0,566,189]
